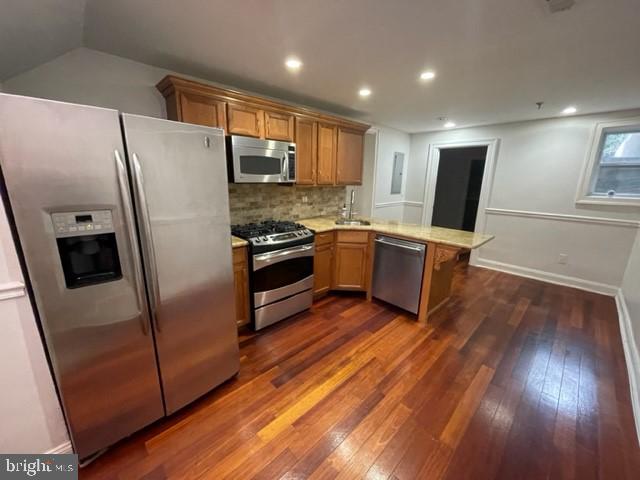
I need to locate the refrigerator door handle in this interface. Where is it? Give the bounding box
[115,150,150,336]
[131,152,162,332]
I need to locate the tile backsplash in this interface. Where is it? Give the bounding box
[228,184,346,225]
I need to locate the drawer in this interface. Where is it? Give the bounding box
[336,230,369,244]
[232,246,247,265]
[315,231,334,246]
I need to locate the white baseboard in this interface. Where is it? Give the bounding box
[474,258,619,296]
[45,441,73,455]
[615,289,640,446]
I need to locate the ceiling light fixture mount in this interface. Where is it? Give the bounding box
[358,87,372,97]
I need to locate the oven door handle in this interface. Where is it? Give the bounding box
[254,244,314,271]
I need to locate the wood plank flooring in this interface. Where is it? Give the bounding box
[79,263,640,479]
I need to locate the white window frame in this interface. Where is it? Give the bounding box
[576,117,640,207]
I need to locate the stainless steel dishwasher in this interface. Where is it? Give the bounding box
[371,235,426,314]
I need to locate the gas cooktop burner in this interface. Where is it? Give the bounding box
[231,220,314,253]
[231,220,306,238]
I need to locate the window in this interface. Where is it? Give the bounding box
[577,118,640,206]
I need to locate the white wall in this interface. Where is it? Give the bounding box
[3,48,171,118]
[347,131,377,218]
[369,126,411,221]
[408,111,640,292]
[0,202,69,453]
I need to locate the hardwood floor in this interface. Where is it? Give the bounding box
[80,263,640,479]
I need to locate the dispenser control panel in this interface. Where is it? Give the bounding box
[51,210,115,238]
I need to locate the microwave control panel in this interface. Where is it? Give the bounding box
[51,210,115,238]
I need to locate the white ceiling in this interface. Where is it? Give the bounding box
[2,0,640,132]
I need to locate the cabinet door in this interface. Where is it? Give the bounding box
[232,247,250,327]
[333,242,368,291]
[227,103,263,138]
[313,243,333,297]
[295,117,317,185]
[179,92,227,130]
[265,110,294,141]
[336,128,364,185]
[317,122,337,185]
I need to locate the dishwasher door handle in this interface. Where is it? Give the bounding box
[375,237,424,253]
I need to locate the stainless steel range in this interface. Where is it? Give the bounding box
[231,220,314,330]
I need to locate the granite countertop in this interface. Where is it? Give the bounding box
[298,216,494,250]
[231,235,248,248]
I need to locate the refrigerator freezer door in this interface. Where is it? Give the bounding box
[121,114,239,414]
[0,95,164,459]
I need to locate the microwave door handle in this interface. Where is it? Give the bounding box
[115,150,150,336]
[282,155,287,182]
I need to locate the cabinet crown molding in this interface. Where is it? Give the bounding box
[156,75,370,132]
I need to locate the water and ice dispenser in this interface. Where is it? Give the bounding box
[52,210,122,288]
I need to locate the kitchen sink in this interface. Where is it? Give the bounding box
[335,218,371,226]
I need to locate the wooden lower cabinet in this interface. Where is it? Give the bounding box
[232,246,250,327]
[313,232,334,297]
[332,231,369,291]
[333,243,368,290]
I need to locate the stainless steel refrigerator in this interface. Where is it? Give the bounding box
[0,94,239,460]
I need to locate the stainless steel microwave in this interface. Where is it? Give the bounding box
[227,135,296,183]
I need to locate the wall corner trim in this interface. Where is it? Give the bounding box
[473,258,619,296]
[615,289,640,447]
[45,441,73,455]
[0,281,26,301]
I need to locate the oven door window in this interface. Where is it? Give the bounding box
[252,256,313,293]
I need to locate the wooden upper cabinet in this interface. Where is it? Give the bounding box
[264,110,294,141]
[178,91,227,130]
[156,76,370,186]
[227,102,264,138]
[336,128,365,185]
[295,117,317,185]
[317,122,337,185]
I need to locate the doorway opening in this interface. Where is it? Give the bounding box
[431,146,487,232]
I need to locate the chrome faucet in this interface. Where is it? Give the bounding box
[348,189,356,220]
[335,189,370,225]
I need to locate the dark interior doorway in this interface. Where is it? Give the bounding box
[431,146,487,232]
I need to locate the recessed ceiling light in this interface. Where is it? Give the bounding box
[444,121,456,128]
[359,88,372,97]
[562,106,577,115]
[285,57,302,70]
[420,71,436,81]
